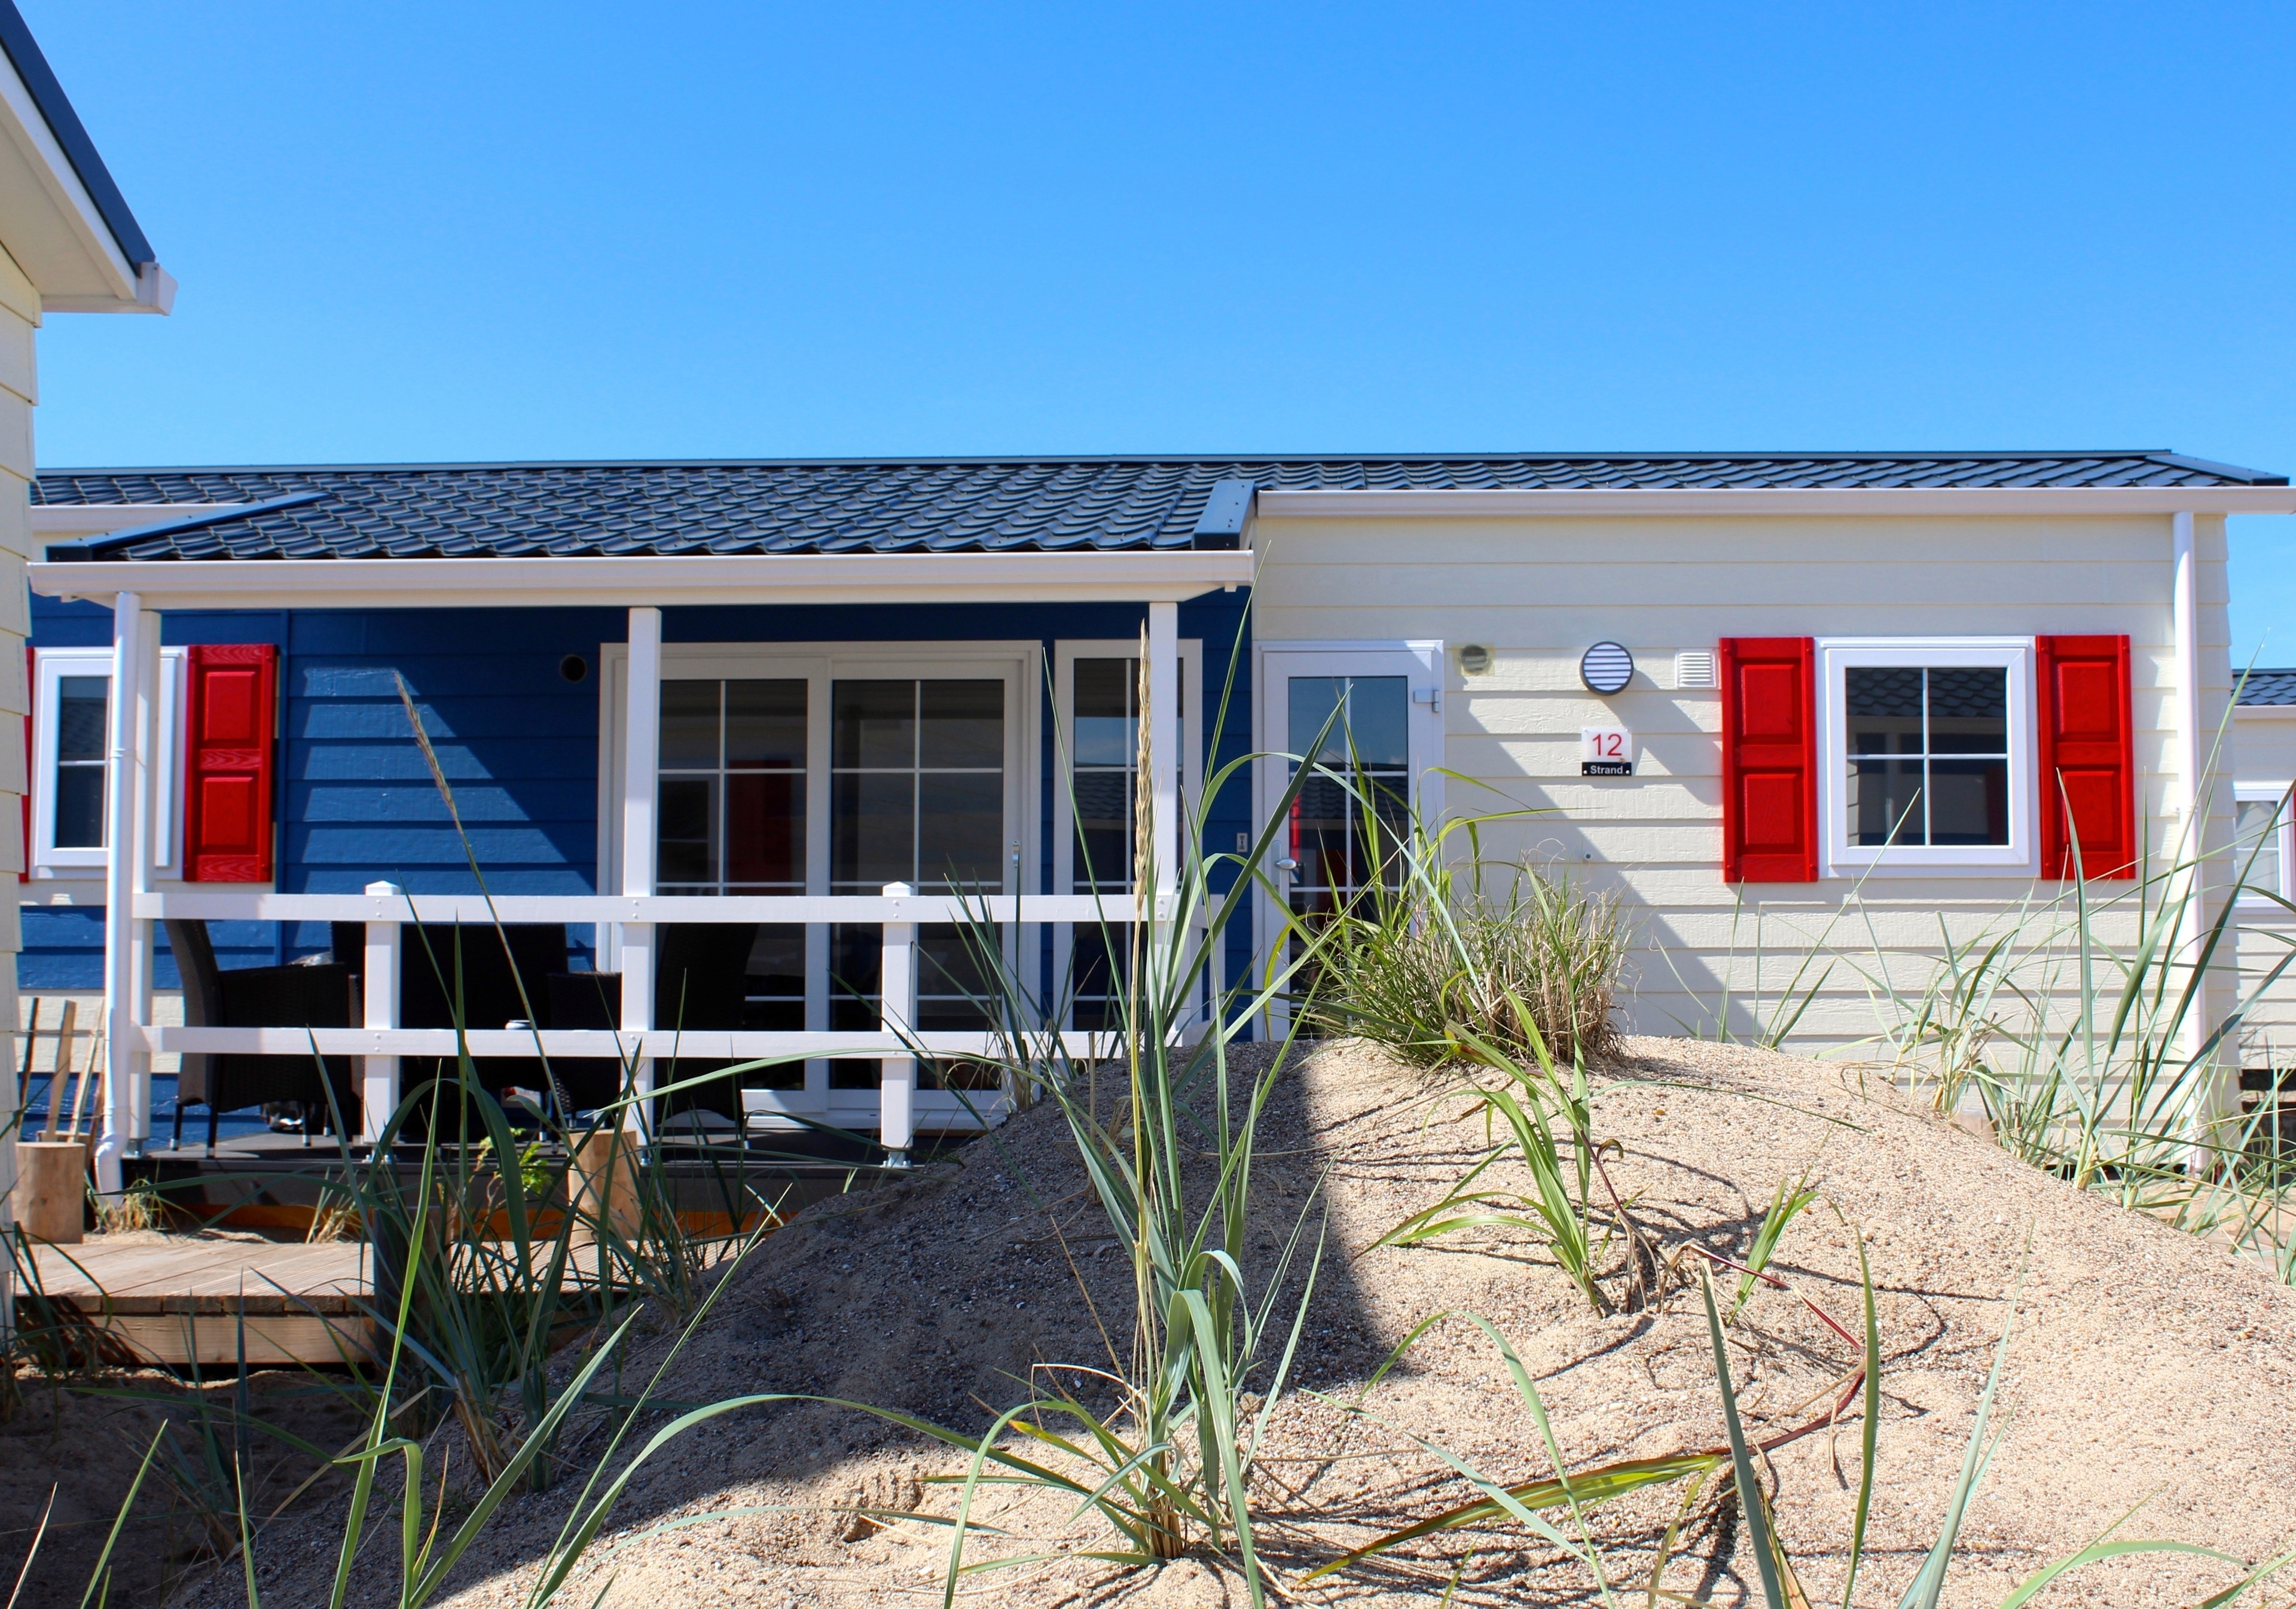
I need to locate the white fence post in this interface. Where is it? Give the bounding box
[880,882,917,1165]
[361,882,403,1146]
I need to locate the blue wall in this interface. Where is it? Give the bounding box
[23,591,1256,1000]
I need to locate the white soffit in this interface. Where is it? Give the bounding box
[28,548,1260,609]
[0,48,143,309]
[1255,486,2296,518]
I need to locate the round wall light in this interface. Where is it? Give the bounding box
[560,654,590,684]
[1580,641,1634,695]
[1458,643,1494,676]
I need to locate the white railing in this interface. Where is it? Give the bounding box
[130,880,1190,1161]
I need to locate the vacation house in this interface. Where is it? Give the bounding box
[20,451,2296,1187]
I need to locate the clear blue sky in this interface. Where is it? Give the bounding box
[20,2,2296,659]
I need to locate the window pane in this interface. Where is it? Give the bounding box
[1845,667,1922,756]
[1289,676,1347,765]
[833,682,915,769]
[1928,759,2009,845]
[726,771,803,887]
[54,766,105,848]
[57,677,108,764]
[1361,771,1413,889]
[656,776,718,887]
[1071,768,1132,890]
[1291,772,1352,891]
[832,772,913,889]
[918,772,1004,889]
[725,680,807,769]
[1073,659,1136,766]
[659,681,720,767]
[1849,757,1923,846]
[828,924,879,1030]
[1339,677,1408,768]
[1926,667,2008,755]
[918,680,1003,768]
[2238,799,2285,896]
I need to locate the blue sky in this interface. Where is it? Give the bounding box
[19,2,2296,658]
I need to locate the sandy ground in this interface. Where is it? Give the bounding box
[161,1037,2296,1609]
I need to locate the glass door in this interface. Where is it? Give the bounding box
[1255,643,1443,1029]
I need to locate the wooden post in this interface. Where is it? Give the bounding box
[361,883,403,1146]
[879,883,916,1166]
[12,1141,86,1244]
[570,1127,643,1285]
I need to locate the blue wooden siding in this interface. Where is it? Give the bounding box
[22,591,1257,1006]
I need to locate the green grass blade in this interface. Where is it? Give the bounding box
[1701,1266,1789,1609]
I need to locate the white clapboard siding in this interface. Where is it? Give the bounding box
[1253,509,2237,1054]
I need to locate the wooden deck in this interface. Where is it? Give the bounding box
[26,1232,376,1367]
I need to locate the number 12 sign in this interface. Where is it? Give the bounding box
[1580,726,1634,777]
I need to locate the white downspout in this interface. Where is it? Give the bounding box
[619,606,662,1134]
[2172,512,2200,832]
[2170,511,2223,1153]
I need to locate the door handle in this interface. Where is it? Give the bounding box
[1275,858,1299,872]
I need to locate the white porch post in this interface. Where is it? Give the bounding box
[879,883,917,1165]
[1146,600,1180,966]
[361,883,403,1145]
[2170,511,2233,1156]
[94,594,148,1195]
[124,609,159,1150]
[619,606,661,1133]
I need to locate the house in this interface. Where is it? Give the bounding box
[22,450,2296,1186]
[2233,674,2296,1089]
[0,4,172,1222]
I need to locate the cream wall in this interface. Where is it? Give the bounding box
[0,245,35,1222]
[2231,706,2296,1065]
[1250,510,2237,1060]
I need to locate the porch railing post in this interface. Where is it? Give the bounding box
[619,606,662,1135]
[880,882,917,1166]
[1146,600,1181,999]
[94,592,146,1196]
[125,607,160,1151]
[361,883,403,1146]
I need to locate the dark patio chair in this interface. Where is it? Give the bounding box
[164,918,358,1151]
[390,923,570,1120]
[560,923,758,1126]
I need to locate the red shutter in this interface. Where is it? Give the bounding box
[2036,634,2135,880]
[1720,637,1817,883]
[183,643,278,883]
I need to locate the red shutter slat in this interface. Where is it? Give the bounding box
[2036,634,2135,880]
[1720,637,1817,883]
[183,643,278,883]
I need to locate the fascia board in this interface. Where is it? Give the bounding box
[0,45,138,307]
[28,549,1260,610]
[1255,487,2296,518]
[31,505,251,537]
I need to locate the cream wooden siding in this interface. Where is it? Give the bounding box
[2231,706,2296,1067]
[1250,511,2236,1058]
[0,246,35,1217]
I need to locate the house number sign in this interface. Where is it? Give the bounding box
[1580,726,1634,777]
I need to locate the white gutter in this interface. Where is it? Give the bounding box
[1256,486,2296,518]
[2172,511,2201,826]
[28,548,1258,610]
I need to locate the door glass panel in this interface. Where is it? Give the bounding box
[1286,674,1409,923]
[54,674,109,848]
[831,679,1006,892]
[1067,657,1185,895]
[657,679,808,893]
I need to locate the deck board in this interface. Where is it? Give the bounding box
[25,1234,376,1362]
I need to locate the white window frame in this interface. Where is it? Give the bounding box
[1252,640,1445,1019]
[1818,636,2037,878]
[29,645,186,878]
[1051,637,1204,1028]
[597,639,1042,1126]
[2233,783,2294,905]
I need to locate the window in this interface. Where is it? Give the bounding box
[1819,639,2035,875]
[29,646,185,876]
[2235,786,2292,904]
[1051,640,1202,1030]
[656,679,807,896]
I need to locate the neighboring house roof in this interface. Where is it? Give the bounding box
[33,450,2291,563]
[2237,670,2296,707]
[0,1,150,269]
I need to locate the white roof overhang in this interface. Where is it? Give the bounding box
[27,548,1260,610]
[1255,486,2296,518]
[0,42,167,313]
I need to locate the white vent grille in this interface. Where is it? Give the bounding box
[1675,650,1717,689]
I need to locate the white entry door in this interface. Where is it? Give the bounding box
[1254,642,1444,1027]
